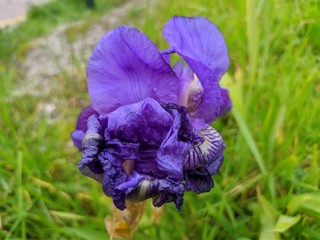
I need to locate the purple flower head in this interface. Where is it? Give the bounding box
[71,16,231,210]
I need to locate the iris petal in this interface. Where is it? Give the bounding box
[71,105,98,150]
[184,167,214,193]
[155,108,189,181]
[87,26,179,114]
[218,87,232,117]
[126,178,184,210]
[163,16,230,123]
[184,124,225,170]
[78,115,104,181]
[77,98,201,210]
[183,124,225,193]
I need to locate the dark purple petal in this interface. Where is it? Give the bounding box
[126,178,185,210]
[184,167,214,193]
[155,110,188,181]
[217,87,232,117]
[105,139,140,161]
[161,102,203,145]
[136,149,161,177]
[99,150,127,210]
[105,98,173,147]
[71,106,98,150]
[87,26,179,114]
[117,171,145,192]
[163,16,230,123]
[76,105,98,132]
[207,151,224,175]
[77,98,212,210]
[71,130,85,151]
[155,103,203,181]
[78,115,104,181]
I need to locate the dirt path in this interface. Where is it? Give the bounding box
[0,0,49,28]
[12,0,145,97]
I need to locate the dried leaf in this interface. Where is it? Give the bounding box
[105,201,146,240]
[151,205,164,224]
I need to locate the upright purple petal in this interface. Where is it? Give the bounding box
[87,26,179,114]
[163,16,230,123]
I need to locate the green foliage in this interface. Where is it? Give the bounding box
[0,0,319,239]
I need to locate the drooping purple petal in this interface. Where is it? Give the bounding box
[99,150,127,210]
[71,105,98,150]
[155,103,203,181]
[98,141,141,209]
[184,167,214,193]
[87,26,179,114]
[71,130,85,151]
[76,105,99,132]
[217,87,232,117]
[163,16,230,123]
[77,98,202,210]
[183,124,225,193]
[126,178,185,210]
[105,98,173,147]
[183,124,225,170]
[78,114,104,182]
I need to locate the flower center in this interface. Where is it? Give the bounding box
[178,74,204,116]
[187,75,204,114]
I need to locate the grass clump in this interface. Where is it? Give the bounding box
[0,0,319,239]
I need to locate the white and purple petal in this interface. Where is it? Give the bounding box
[183,124,225,193]
[183,124,225,170]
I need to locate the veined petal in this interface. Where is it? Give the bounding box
[183,124,225,170]
[87,26,179,114]
[183,124,224,193]
[163,16,230,123]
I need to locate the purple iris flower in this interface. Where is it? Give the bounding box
[71,16,231,211]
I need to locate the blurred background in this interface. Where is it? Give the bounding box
[0,0,319,239]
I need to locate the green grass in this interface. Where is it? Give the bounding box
[1,0,319,239]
